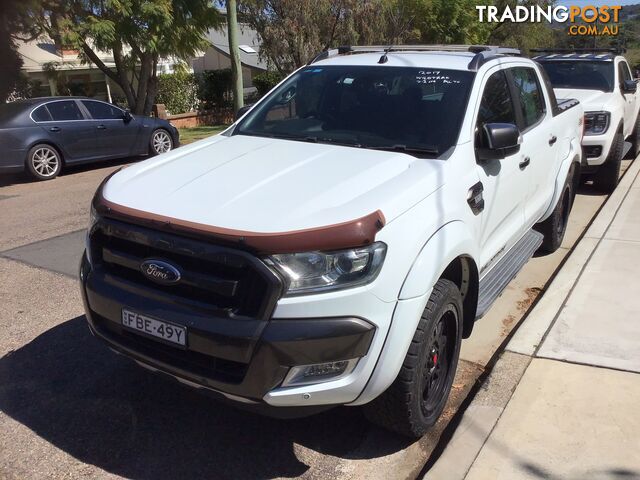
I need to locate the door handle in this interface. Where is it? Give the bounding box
[96,124,106,130]
[467,181,484,215]
[49,126,61,132]
[519,157,531,170]
[548,135,557,146]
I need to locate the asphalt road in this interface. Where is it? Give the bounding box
[0,156,633,480]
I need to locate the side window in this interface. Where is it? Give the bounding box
[619,61,632,86]
[510,67,545,129]
[538,67,559,115]
[476,70,517,146]
[82,100,122,120]
[46,101,84,121]
[31,105,52,122]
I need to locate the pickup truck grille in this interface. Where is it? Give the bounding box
[89,217,282,319]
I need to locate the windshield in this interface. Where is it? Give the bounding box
[235,65,475,156]
[539,61,614,92]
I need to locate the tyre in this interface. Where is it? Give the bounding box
[364,279,463,438]
[150,129,173,155]
[630,115,640,159]
[534,164,575,254]
[593,132,623,194]
[26,144,62,181]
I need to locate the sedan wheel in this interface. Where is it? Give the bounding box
[151,129,173,155]
[27,144,62,181]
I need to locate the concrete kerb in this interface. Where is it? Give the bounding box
[509,157,640,357]
[422,156,640,480]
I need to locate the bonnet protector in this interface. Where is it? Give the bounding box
[92,174,386,254]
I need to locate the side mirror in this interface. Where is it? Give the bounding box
[477,123,521,161]
[234,105,252,121]
[622,79,637,94]
[122,110,133,123]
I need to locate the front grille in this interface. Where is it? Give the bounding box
[92,312,248,384]
[90,217,282,319]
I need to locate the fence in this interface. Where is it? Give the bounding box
[153,104,234,128]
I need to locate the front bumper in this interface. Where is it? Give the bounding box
[80,252,377,408]
[581,132,614,167]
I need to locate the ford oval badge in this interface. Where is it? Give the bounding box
[140,259,181,285]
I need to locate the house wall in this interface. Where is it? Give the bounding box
[24,69,128,105]
[191,49,256,87]
[165,109,234,128]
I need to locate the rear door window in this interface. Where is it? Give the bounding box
[81,100,123,120]
[510,67,545,130]
[46,101,84,121]
[31,105,52,122]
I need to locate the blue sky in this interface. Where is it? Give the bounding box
[556,1,639,6]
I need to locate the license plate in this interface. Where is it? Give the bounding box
[121,309,186,346]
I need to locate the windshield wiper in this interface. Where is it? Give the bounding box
[367,144,439,156]
[303,136,362,148]
[239,132,362,147]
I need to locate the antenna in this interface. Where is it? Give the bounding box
[378,45,393,64]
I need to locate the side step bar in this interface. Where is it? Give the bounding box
[476,229,543,319]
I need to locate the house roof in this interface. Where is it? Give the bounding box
[205,25,268,70]
[18,38,116,72]
[18,37,177,73]
[18,26,267,74]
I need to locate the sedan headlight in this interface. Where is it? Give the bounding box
[265,242,387,296]
[584,111,610,135]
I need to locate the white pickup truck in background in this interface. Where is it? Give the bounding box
[535,48,640,193]
[81,45,584,438]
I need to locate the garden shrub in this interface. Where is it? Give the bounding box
[196,69,233,108]
[253,71,285,97]
[156,71,199,114]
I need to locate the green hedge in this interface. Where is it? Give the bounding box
[157,68,272,113]
[156,72,199,114]
[197,69,233,108]
[253,71,285,97]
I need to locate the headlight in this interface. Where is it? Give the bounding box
[265,242,387,296]
[88,204,99,231]
[85,205,99,265]
[584,111,610,135]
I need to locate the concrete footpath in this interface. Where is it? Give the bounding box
[428,157,640,480]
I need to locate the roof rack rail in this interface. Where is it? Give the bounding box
[307,44,521,70]
[531,47,626,55]
[467,47,521,70]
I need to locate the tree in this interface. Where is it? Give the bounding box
[227,0,244,112]
[238,0,407,73]
[0,0,44,102]
[41,1,221,114]
[485,0,555,53]
[399,0,492,45]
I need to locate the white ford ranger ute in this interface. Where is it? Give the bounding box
[80,45,583,438]
[534,48,640,193]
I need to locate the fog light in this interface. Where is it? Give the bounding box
[282,359,359,387]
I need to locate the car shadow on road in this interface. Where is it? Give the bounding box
[0,316,411,479]
[0,157,141,188]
